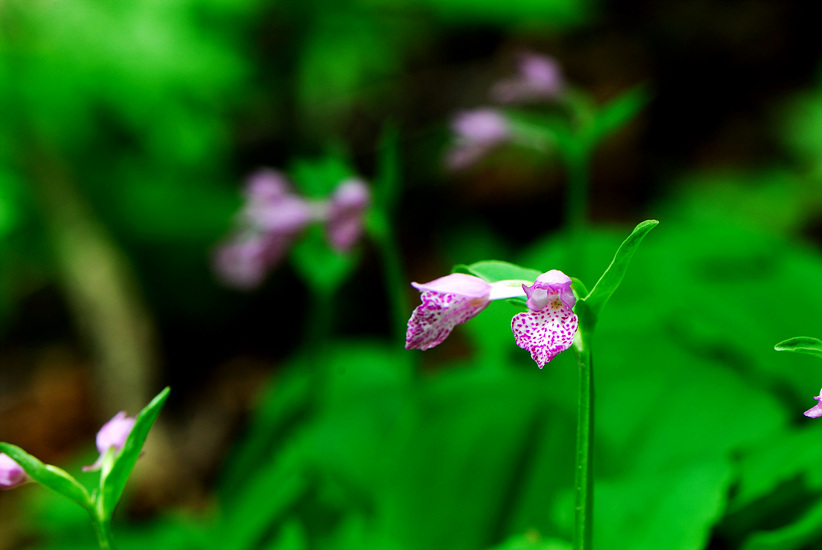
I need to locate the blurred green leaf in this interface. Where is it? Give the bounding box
[415,0,589,26]
[290,225,359,293]
[0,443,92,514]
[486,532,572,550]
[582,219,658,324]
[741,499,822,550]
[775,337,822,360]
[454,260,541,283]
[100,387,170,519]
[581,85,650,149]
[597,459,732,550]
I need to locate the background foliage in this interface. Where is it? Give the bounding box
[3,0,822,549]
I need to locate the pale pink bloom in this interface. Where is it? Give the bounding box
[805,389,822,418]
[445,109,511,170]
[491,52,565,104]
[83,412,136,472]
[0,453,27,490]
[326,178,370,251]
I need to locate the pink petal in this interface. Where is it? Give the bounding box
[0,453,27,490]
[451,109,510,145]
[412,273,492,298]
[405,290,490,350]
[511,305,578,368]
[326,178,370,251]
[805,394,822,418]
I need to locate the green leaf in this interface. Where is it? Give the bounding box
[453,260,541,284]
[581,85,651,149]
[582,220,658,323]
[290,225,358,293]
[0,442,93,514]
[741,498,822,550]
[774,337,822,359]
[99,387,170,519]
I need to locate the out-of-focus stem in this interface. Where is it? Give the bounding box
[374,228,408,345]
[29,151,158,415]
[565,145,590,277]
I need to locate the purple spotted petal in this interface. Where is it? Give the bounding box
[805,392,822,418]
[0,453,27,490]
[405,274,493,351]
[511,304,578,368]
[326,178,370,251]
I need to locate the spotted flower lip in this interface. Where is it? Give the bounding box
[805,389,822,418]
[0,453,27,490]
[83,411,136,472]
[513,270,578,368]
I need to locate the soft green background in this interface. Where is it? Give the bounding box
[3,0,822,549]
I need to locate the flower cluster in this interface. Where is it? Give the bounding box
[446,52,565,170]
[405,270,578,368]
[215,169,370,289]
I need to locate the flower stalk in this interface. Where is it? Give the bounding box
[573,328,593,550]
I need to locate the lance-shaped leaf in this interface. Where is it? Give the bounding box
[582,220,658,325]
[99,387,170,519]
[0,442,93,513]
[775,337,822,360]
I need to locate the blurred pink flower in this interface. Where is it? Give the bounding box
[445,109,511,170]
[0,453,27,490]
[326,178,370,251]
[512,270,579,368]
[215,169,371,289]
[491,52,565,104]
[83,411,136,472]
[805,389,822,418]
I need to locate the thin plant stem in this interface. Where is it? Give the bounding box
[92,515,115,550]
[573,340,594,550]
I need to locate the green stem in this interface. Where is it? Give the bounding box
[574,339,593,550]
[92,515,116,550]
